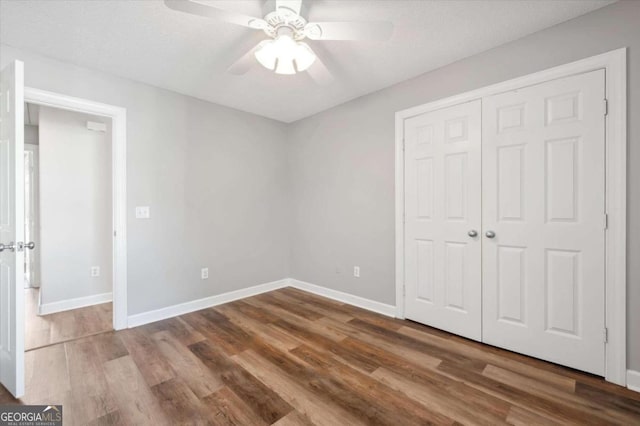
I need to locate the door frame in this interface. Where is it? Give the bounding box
[395,48,627,386]
[24,87,128,330]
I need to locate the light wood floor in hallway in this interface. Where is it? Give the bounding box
[25,288,113,351]
[2,287,639,425]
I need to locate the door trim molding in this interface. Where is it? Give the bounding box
[394,48,627,386]
[24,87,128,331]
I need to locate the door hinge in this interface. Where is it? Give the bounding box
[604,327,608,343]
[604,213,609,230]
[604,98,608,116]
[402,138,405,151]
[114,230,117,237]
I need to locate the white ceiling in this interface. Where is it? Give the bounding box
[1,0,615,123]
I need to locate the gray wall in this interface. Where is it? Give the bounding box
[0,43,290,316]
[39,106,112,305]
[287,0,640,369]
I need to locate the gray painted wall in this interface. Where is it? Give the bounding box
[0,43,290,316]
[287,0,640,369]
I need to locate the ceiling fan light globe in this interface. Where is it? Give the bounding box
[294,42,316,71]
[272,34,297,56]
[275,59,296,75]
[255,40,277,70]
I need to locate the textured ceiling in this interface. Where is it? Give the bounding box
[1,0,615,123]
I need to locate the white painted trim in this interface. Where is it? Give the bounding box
[39,292,112,315]
[395,107,405,319]
[24,87,128,330]
[289,279,396,317]
[627,370,640,393]
[127,279,289,328]
[395,48,627,386]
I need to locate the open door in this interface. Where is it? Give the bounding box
[0,60,25,398]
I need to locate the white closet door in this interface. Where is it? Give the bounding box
[482,70,606,375]
[404,100,482,340]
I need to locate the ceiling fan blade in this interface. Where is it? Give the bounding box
[227,43,262,75]
[304,21,393,41]
[306,54,334,86]
[164,0,268,29]
[276,0,302,16]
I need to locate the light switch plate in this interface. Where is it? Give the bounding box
[135,206,150,219]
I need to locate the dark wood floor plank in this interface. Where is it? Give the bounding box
[182,310,251,356]
[233,349,366,426]
[244,296,348,342]
[201,386,269,426]
[371,367,510,426]
[436,361,613,424]
[253,292,324,321]
[483,364,640,424]
[23,343,70,404]
[139,317,206,346]
[271,410,316,426]
[344,335,513,422]
[271,318,381,374]
[88,331,129,363]
[316,315,442,368]
[151,378,213,425]
[151,330,224,398]
[288,344,454,425]
[102,355,169,425]
[118,327,175,387]
[267,291,354,323]
[64,337,118,425]
[214,303,305,351]
[348,317,487,371]
[190,339,293,424]
[399,325,578,392]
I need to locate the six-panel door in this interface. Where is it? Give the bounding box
[481,70,606,375]
[404,100,482,341]
[0,60,25,397]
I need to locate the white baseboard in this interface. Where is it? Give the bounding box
[627,370,640,393]
[126,277,397,329]
[288,278,396,317]
[127,279,289,328]
[39,292,113,315]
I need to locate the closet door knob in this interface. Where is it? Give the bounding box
[468,230,478,238]
[485,230,496,239]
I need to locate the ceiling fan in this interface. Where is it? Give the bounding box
[164,0,394,84]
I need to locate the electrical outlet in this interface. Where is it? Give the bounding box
[91,266,100,277]
[201,268,209,280]
[135,206,150,219]
[353,266,360,278]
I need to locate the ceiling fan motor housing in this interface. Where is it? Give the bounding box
[263,9,308,40]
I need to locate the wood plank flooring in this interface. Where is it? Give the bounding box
[2,287,639,425]
[25,288,113,351]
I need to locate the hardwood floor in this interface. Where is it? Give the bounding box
[2,287,639,425]
[25,288,113,351]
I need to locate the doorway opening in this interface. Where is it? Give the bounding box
[23,102,115,351]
